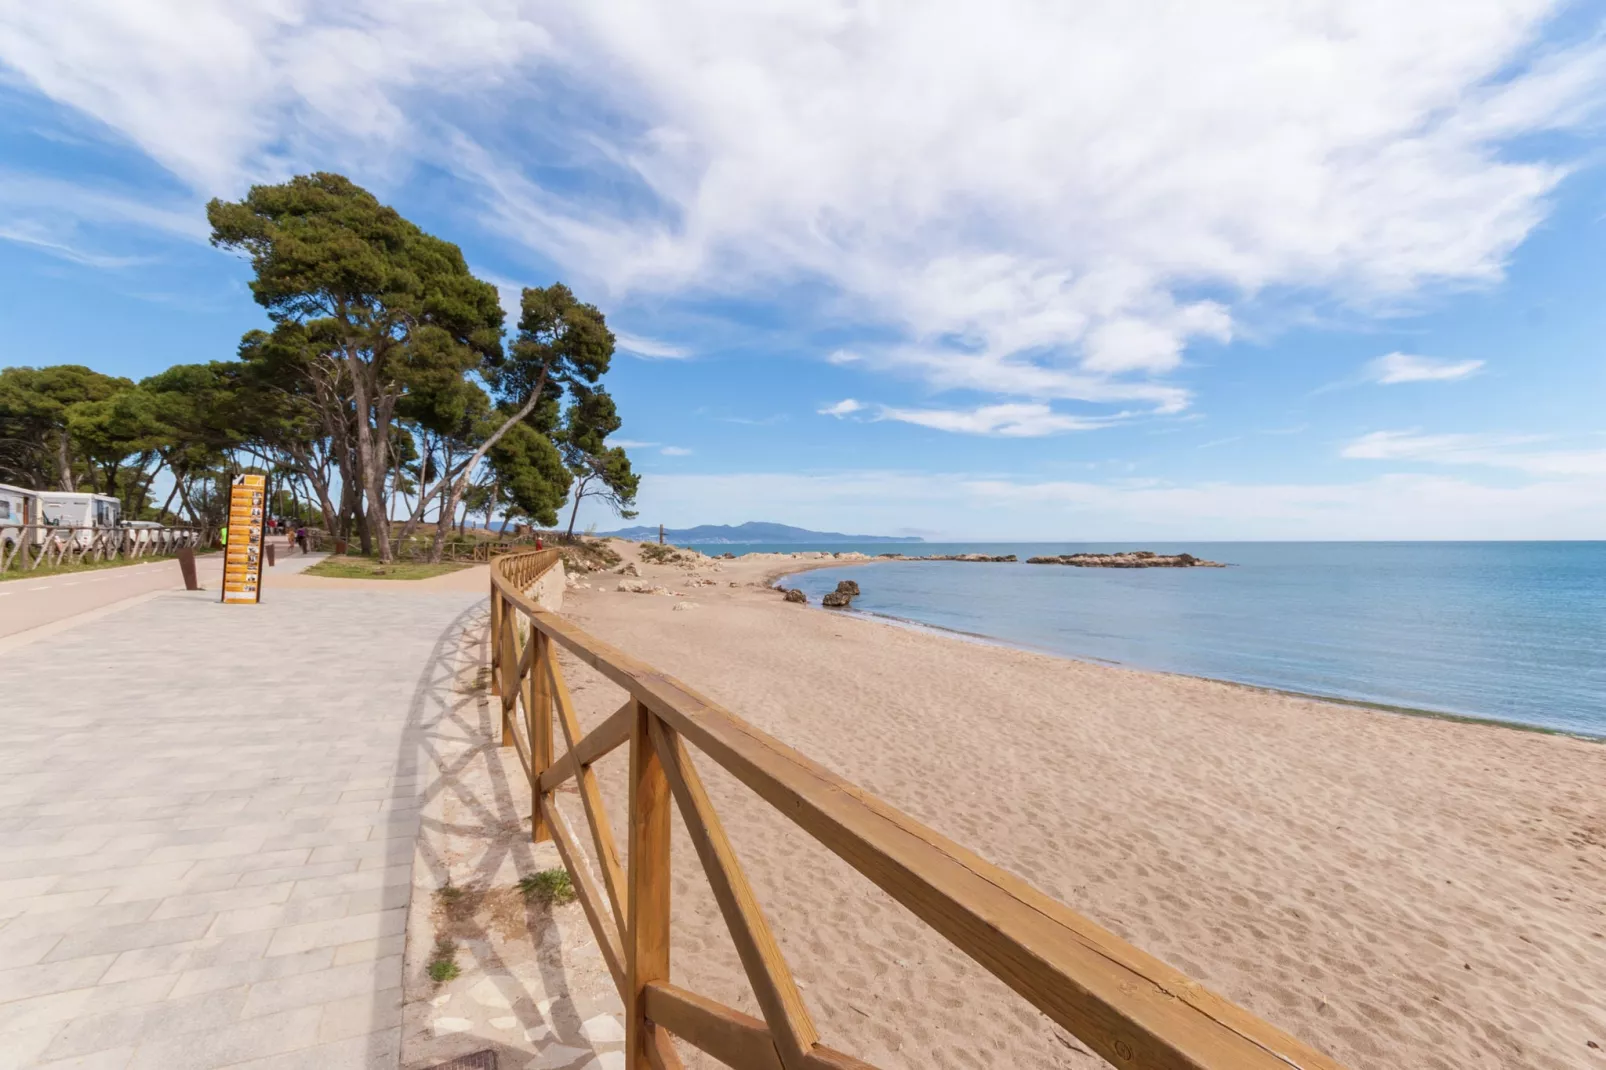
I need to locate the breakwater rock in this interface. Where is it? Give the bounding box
[1027,551,1225,568]
[875,553,1018,563]
[823,579,860,608]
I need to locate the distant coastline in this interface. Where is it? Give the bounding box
[603,521,924,545]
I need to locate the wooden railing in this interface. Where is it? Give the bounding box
[0,525,201,573]
[490,548,1345,1070]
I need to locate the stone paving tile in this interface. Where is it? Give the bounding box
[0,588,483,1070]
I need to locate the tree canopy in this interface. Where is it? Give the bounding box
[0,173,641,558]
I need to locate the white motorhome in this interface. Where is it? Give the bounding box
[0,482,37,555]
[35,491,121,547]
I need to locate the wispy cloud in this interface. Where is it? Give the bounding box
[818,399,864,417]
[1364,353,1486,384]
[877,403,1109,438]
[607,438,659,449]
[2,2,1602,425]
[614,331,692,360]
[0,225,153,269]
[658,445,693,456]
[1342,430,1606,477]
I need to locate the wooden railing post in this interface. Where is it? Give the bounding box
[500,611,518,748]
[489,588,502,697]
[627,700,672,1070]
[528,631,553,842]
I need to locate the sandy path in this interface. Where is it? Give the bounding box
[546,542,1606,1070]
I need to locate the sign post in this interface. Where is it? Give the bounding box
[221,474,266,604]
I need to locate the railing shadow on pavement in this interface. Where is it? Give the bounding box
[399,597,595,1068]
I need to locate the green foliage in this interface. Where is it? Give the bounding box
[558,390,639,537]
[1,174,644,557]
[427,935,460,984]
[639,542,688,564]
[487,420,568,528]
[0,364,133,490]
[518,868,576,905]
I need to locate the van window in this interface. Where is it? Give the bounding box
[0,500,11,520]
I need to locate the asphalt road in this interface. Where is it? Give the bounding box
[0,555,229,639]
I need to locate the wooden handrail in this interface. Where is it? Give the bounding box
[489,548,1346,1070]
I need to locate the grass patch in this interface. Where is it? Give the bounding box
[0,552,200,583]
[427,935,460,984]
[518,868,576,905]
[304,555,469,581]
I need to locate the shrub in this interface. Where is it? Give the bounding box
[519,868,576,905]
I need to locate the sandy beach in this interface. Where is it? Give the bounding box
[548,540,1606,1070]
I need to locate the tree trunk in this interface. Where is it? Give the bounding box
[157,478,181,523]
[346,351,392,561]
[56,431,74,491]
[411,361,553,553]
[565,475,590,540]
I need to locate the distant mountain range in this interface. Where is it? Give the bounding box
[602,521,924,545]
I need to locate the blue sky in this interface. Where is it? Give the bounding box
[2,1,1604,539]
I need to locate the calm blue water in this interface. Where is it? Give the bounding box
[694,542,1606,737]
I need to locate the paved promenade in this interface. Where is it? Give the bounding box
[0,578,483,1069]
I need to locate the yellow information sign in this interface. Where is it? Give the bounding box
[221,474,266,604]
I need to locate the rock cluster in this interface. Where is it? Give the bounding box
[1026,551,1225,568]
[782,588,807,604]
[822,579,860,609]
[617,579,673,595]
[874,553,1017,562]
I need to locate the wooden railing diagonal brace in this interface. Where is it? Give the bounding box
[548,655,628,937]
[648,715,819,1070]
[542,796,625,994]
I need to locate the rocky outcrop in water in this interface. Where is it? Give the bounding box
[834,579,861,596]
[873,553,1017,562]
[783,588,807,604]
[1026,551,1224,568]
[822,590,853,608]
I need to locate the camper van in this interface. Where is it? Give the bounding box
[0,483,36,555]
[35,491,121,547]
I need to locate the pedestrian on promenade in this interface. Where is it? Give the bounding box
[295,526,308,554]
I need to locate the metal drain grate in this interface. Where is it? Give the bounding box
[424,1051,496,1070]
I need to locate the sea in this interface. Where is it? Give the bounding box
[686,541,1606,738]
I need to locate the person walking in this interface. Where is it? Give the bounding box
[295,526,308,554]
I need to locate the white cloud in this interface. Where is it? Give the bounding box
[818,399,863,417]
[628,468,1606,541]
[606,438,659,448]
[658,445,692,456]
[2,2,1602,417]
[877,403,1107,438]
[1341,430,1606,476]
[0,1,553,191]
[457,2,1602,412]
[1365,352,1486,384]
[614,331,691,359]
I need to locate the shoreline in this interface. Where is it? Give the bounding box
[557,540,1606,1070]
[769,560,1603,743]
